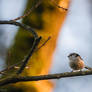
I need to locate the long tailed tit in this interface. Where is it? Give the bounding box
[68,53,91,71]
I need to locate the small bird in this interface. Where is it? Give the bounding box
[68,53,92,71]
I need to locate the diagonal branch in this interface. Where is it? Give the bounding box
[51,0,68,11]
[0,70,92,86]
[12,0,42,21]
[17,37,41,74]
[35,36,51,51]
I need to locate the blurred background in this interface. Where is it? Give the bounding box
[0,0,92,92]
[51,0,92,92]
[0,0,27,71]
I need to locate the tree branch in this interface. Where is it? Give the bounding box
[35,36,51,51]
[0,36,51,74]
[51,0,68,11]
[0,20,38,38]
[17,37,41,74]
[12,0,42,21]
[0,70,92,86]
[0,20,41,74]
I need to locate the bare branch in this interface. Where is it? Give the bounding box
[0,36,51,74]
[0,20,41,74]
[51,0,68,11]
[12,0,42,21]
[0,20,38,38]
[17,37,41,74]
[35,36,51,51]
[0,70,92,86]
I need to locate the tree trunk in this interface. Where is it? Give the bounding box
[5,0,69,92]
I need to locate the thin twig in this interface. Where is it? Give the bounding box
[51,0,68,11]
[12,0,42,21]
[0,61,23,74]
[35,36,51,51]
[0,70,92,86]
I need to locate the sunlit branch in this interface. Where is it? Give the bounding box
[51,0,68,11]
[35,36,51,51]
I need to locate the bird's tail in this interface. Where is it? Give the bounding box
[84,66,92,70]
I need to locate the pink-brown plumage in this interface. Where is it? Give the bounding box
[68,53,85,70]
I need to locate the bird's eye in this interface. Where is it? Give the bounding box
[75,54,79,57]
